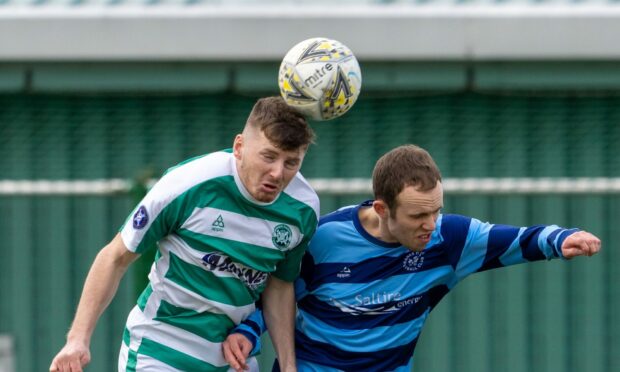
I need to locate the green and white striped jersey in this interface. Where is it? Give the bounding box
[118,150,319,371]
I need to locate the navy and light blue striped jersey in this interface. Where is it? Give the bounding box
[234,200,578,372]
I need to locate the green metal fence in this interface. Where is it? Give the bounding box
[0,92,618,371]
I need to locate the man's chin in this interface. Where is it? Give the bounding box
[253,191,278,203]
[406,244,426,252]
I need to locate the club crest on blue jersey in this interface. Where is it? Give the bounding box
[133,206,149,229]
[272,224,292,249]
[403,251,424,272]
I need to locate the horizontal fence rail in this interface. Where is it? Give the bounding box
[2,178,620,196]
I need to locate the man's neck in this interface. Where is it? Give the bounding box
[358,205,381,239]
[358,204,398,243]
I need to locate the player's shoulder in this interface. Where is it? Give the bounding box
[318,204,357,227]
[437,214,472,232]
[284,172,320,219]
[436,213,474,242]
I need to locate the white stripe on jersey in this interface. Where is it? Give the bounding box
[146,238,256,325]
[126,306,228,368]
[119,338,260,372]
[181,206,303,252]
[122,151,232,252]
[286,172,321,220]
[119,342,184,372]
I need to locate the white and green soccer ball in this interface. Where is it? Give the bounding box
[278,37,362,121]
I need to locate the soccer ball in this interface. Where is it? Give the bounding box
[278,37,362,121]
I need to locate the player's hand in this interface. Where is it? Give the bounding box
[49,340,91,372]
[222,333,253,372]
[561,231,601,259]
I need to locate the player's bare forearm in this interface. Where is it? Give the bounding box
[68,234,137,341]
[262,276,297,372]
[50,234,138,371]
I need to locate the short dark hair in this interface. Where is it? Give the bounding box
[372,145,442,212]
[246,96,315,151]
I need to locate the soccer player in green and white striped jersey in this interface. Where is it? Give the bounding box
[50,97,320,372]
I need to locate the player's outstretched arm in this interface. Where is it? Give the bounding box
[49,234,139,372]
[560,231,601,259]
[262,276,297,372]
[223,333,253,372]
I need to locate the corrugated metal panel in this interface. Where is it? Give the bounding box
[0,92,618,371]
[8,62,620,93]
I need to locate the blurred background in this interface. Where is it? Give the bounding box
[0,1,619,371]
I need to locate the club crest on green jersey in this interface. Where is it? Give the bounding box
[272,224,293,249]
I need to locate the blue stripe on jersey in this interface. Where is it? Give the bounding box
[537,225,563,258]
[288,358,413,372]
[309,227,404,265]
[304,246,449,289]
[295,328,418,372]
[309,221,392,264]
[309,265,453,309]
[297,284,449,330]
[297,252,315,299]
[498,229,526,266]
[519,225,547,261]
[440,214,471,268]
[244,319,261,337]
[455,218,492,279]
[297,301,426,352]
[477,224,520,272]
[546,228,563,256]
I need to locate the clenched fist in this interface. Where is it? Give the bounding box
[561,231,601,259]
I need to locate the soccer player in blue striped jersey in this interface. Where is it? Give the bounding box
[223,144,601,372]
[50,97,319,372]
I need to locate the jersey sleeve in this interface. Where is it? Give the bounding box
[445,215,579,281]
[231,307,267,356]
[119,172,188,254]
[271,237,310,282]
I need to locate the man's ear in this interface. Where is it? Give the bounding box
[373,200,389,219]
[233,134,243,160]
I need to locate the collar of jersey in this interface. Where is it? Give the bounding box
[352,200,402,248]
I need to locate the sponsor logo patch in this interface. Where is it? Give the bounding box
[201,253,268,290]
[330,293,424,316]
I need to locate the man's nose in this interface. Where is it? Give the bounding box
[423,215,436,231]
[269,161,285,180]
